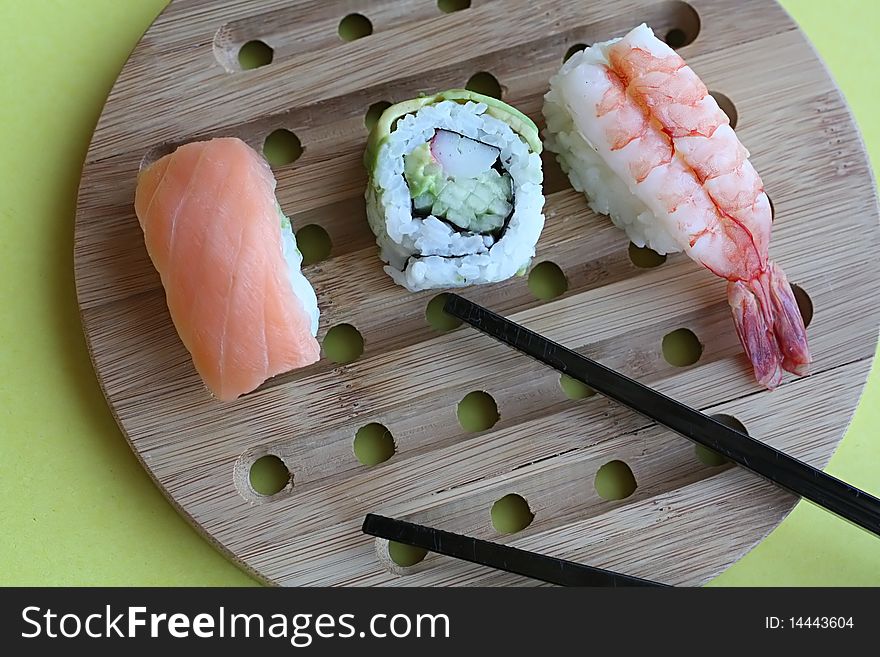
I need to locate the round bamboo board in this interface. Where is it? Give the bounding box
[74,0,880,585]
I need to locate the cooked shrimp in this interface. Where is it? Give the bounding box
[544,24,810,388]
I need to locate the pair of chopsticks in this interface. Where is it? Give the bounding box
[364,294,880,586]
[443,293,880,538]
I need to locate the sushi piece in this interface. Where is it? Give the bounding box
[543,23,810,388]
[364,89,545,291]
[134,137,320,401]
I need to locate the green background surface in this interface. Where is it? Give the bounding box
[1,0,878,586]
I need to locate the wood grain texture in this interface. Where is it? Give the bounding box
[73,0,880,586]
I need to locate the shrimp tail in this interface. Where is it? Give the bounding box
[727,262,811,389]
[766,261,812,376]
[728,278,783,389]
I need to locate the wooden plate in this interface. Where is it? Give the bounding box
[74,0,880,585]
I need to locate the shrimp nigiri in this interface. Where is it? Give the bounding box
[543,23,810,388]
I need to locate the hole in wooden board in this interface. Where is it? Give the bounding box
[791,284,814,328]
[560,374,595,400]
[709,91,738,129]
[338,14,373,42]
[662,328,703,367]
[238,40,273,70]
[491,494,534,534]
[466,72,502,99]
[389,541,428,567]
[457,391,499,432]
[263,129,303,167]
[694,444,728,467]
[365,100,392,131]
[541,150,574,194]
[438,0,471,12]
[696,414,749,466]
[353,423,396,466]
[426,293,463,332]
[295,224,332,265]
[712,413,748,435]
[564,43,588,62]
[249,455,291,496]
[628,242,667,268]
[594,460,637,500]
[664,28,688,48]
[664,3,700,49]
[323,324,364,364]
[528,261,568,300]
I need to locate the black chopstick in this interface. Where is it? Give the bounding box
[363,513,666,587]
[443,293,880,539]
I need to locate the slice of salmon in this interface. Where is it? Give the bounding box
[134,137,320,401]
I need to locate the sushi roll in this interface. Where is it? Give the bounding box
[134,137,320,401]
[543,24,810,388]
[364,90,545,291]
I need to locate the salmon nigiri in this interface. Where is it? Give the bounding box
[134,137,320,401]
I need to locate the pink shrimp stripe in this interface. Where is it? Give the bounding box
[598,42,767,281]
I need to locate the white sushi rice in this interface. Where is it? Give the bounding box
[542,33,681,256]
[280,218,320,336]
[366,100,544,291]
